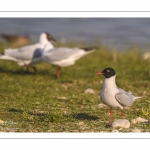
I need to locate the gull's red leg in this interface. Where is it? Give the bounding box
[109,108,113,124]
[105,108,113,128]
[31,66,37,74]
[121,109,124,118]
[55,66,62,78]
[24,64,29,72]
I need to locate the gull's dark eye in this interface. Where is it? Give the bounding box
[106,70,110,73]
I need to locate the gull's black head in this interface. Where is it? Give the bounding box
[96,67,116,78]
[45,32,56,42]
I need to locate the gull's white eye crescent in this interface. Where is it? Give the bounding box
[106,70,110,73]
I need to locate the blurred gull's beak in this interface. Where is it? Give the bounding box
[51,37,57,42]
[96,72,104,76]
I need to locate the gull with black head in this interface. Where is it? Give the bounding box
[0,32,56,73]
[96,67,143,126]
[42,45,97,78]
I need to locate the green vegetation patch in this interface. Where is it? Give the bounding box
[0,42,149,132]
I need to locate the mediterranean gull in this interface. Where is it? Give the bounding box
[96,67,143,125]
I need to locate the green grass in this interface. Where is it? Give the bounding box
[0,42,149,132]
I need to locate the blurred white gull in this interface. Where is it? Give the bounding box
[0,32,56,73]
[42,45,97,78]
[96,67,143,125]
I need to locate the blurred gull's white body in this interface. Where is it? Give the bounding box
[42,45,96,77]
[0,32,55,72]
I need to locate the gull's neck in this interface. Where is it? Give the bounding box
[39,33,51,45]
[103,75,117,89]
[44,44,54,51]
[42,44,54,57]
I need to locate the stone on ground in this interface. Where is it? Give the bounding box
[84,88,95,94]
[112,119,130,129]
[111,129,119,132]
[131,117,148,124]
[98,103,108,108]
[131,128,142,133]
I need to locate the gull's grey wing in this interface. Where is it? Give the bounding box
[18,43,41,52]
[4,43,42,60]
[44,48,84,61]
[6,48,42,61]
[115,92,134,107]
[118,88,132,95]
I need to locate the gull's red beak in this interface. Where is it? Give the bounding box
[96,72,104,76]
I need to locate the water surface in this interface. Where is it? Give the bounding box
[0,18,150,51]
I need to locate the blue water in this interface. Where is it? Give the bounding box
[0,18,150,50]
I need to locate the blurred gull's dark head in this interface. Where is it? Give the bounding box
[44,32,56,42]
[96,67,116,78]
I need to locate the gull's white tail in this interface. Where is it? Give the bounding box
[0,54,16,61]
[134,96,145,101]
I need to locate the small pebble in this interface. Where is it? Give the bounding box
[112,119,130,129]
[131,117,148,124]
[131,128,142,133]
[98,103,108,108]
[84,88,95,94]
[100,131,108,133]
[111,130,119,132]
[78,122,85,126]
[0,120,4,125]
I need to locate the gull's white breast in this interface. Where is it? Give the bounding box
[100,76,124,109]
